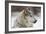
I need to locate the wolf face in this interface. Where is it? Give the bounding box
[13,8,37,28]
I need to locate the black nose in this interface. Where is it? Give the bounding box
[34,20,37,23]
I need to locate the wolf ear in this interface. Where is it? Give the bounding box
[22,10,26,14]
[24,9,27,14]
[21,10,25,13]
[21,9,27,15]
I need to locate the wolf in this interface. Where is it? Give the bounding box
[13,8,37,28]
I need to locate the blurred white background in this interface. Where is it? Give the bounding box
[0,0,46,34]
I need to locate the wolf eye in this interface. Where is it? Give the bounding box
[30,15,32,17]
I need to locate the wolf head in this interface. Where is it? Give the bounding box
[21,8,37,24]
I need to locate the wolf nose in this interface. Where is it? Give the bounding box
[34,20,37,23]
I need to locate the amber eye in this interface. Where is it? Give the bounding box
[28,12,32,17]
